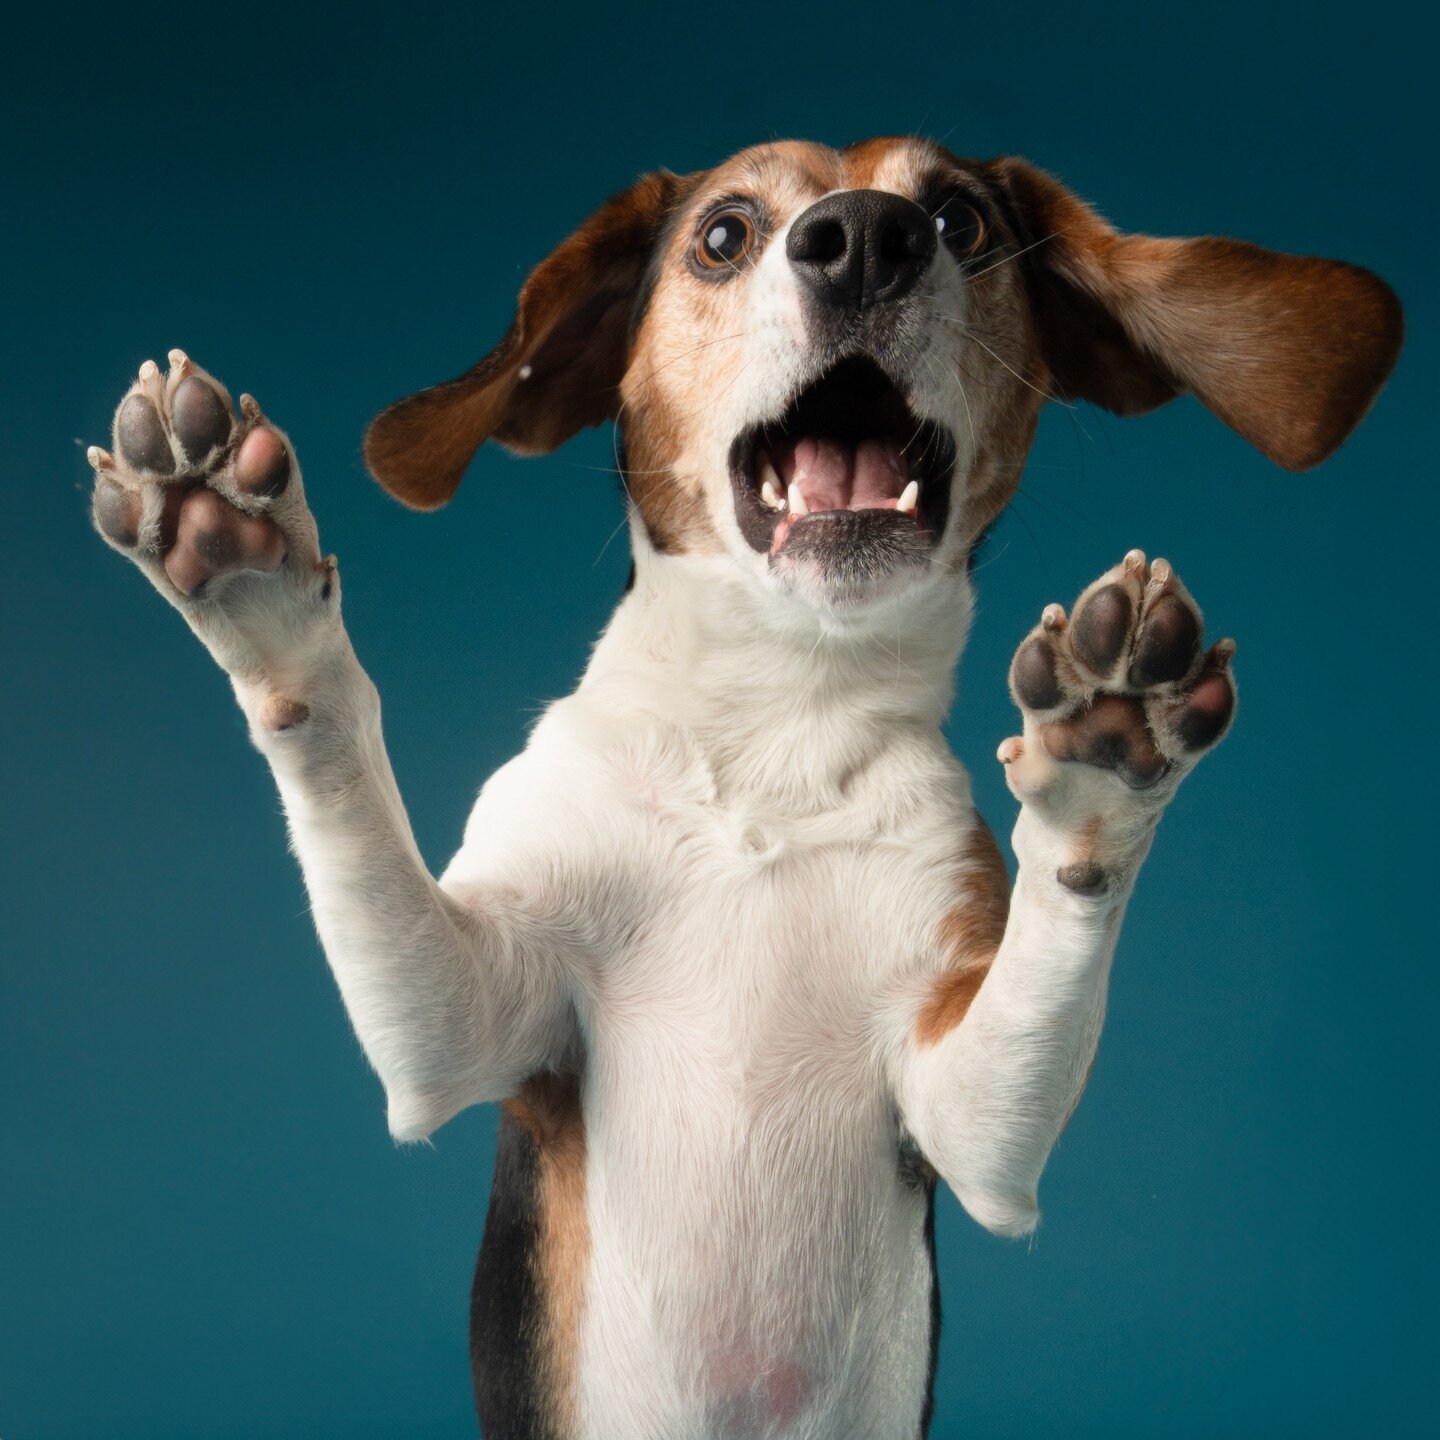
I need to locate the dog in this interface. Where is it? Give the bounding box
[87,137,1402,1439]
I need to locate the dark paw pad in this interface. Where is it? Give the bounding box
[163,488,286,596]
[1042,694,1170,789]
[115,395,174,475]
[92,478,142,547]
[1171,669,1236,751]
[1070,584,1132,678]
[1011,635,1063,711]
[171,375,233,462]
[1130,594,1200,688]
[234,426,291,498]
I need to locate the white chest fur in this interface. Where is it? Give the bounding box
[439,564,978,1436]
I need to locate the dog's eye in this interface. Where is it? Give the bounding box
[695,208,757,271]
[933,196,985,258]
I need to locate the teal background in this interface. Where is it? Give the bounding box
[2,1,1434,1434]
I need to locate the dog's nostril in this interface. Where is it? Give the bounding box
[880,218,927,264]
[792,217,847,265]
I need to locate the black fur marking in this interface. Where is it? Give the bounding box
[964,518,998,573]
[919,1177,941,1439]
[471,1110,552,1440]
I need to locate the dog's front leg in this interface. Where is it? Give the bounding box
[897,553,1237,1236]
[87,354,573,1140]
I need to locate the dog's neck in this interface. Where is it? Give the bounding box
[579,538,973,809]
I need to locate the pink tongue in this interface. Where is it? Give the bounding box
[852,438,907,507]
[776,436,908,511]
[792,437,853,511]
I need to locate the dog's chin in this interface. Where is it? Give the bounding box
[770,510,934,610]
[728,355,955,612]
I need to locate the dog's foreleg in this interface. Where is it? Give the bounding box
[899,807,1146,1236]
[897,553,1236,1235]
[87,355,573,1140]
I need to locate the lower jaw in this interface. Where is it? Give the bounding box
[767,510,935,607]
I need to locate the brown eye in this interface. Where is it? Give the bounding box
[933,195,985,258]
[696,207,757,270]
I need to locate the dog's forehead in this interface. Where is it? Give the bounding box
[698,136,953,212]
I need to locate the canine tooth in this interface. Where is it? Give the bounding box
[760,476,785,511]
[897,479,920,514]
[786,483,808,517]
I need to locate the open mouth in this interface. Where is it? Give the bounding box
[730,356,955,560]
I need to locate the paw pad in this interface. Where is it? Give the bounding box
[164,488,286,597]
[1129,593,1200,688]
[115,394,174,475]
[235,425,290,498]
[1070,583,1132,679]
[1005,552,1236,792]
[89,351,309,602]
[171,374,233,463]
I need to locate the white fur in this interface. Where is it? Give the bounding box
[107,195,1183,1438]
[226,525,1153,1437]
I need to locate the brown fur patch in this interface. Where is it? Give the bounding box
[915,817,1011,1046]
[991,157,1403,470]
[619,384,721,554]
[503,1072,590,1432]
[366,170,699,510]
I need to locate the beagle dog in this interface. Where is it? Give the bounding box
[87,138,1401,1439]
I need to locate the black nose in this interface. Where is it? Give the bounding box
[786,190,938,311]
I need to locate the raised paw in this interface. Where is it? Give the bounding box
[1000,552,1236,886]
[87,352,335,675]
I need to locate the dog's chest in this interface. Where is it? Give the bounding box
[569,786,943,1433]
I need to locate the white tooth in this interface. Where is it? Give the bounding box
[786,483,809,517]
[760,477,785,511]
[897,479,920,515]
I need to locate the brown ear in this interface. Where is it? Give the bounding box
[991,158,1404,471]
[365,169,693,509]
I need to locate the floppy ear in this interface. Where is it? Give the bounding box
[991,158,1403,470]
[365,169,693,509]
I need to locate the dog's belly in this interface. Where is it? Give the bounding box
[571,898,936,1438]
[577,1081,934,1438]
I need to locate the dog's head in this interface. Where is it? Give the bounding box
[366,139,1401,614]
